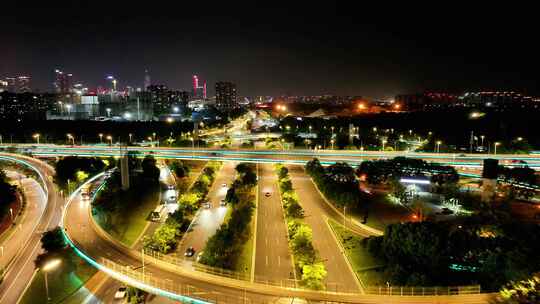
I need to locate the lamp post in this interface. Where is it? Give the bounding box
[106,135,112,146]
[480,135,485,147]
[436,140,442,153]
[381,139,387,151]
[494,142,501,155]
[33,133,40,144]
[67,134,74,145]
[330,139,335,150]
[129,133,133,143]
[106,108,111,117]
[99,133,103,144]
[42,259,62,302]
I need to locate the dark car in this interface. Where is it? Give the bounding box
[184,246,196,257]
[265,192,271,197]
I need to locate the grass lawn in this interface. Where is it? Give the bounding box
[356,193,411,231]
[19,251,97,304]
[328,218,388,286]
[234,224,254,277]
[106,187,160,247]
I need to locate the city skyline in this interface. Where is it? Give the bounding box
[2,3,539,98]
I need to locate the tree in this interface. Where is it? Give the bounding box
[497,273,540,304]
[301,262,327,290]
[285,200,304,218]
[141,155,160,183]
[41,227,66,253]
[127,287,147,304]
[225,187,239,205]
[278,166,289,180]
[241,170,257,186]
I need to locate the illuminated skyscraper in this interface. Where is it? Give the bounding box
[16,76,31,93]
[144,69,151,90]
[54,69,73,94]
[191,75,206,99]
[215,81,237,111]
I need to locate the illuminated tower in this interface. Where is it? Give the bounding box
[203,81,207,99]
[192,75,199,91]
[144,69,151,90]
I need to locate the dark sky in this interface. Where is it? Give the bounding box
[1,3,539,98]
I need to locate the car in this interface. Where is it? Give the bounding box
[204,202,211,209]
[440,208,454,215]
[458,154,467,157]
[168,195,177,202]
[220,199,226,207]
[222,183,227,187]
[114,286,127,299]
[265,192,271,197]
[196,251,204,263]
[167,184,175,190]
[150,211,161,221]
[185,246,196,257]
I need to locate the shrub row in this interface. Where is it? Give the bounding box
[275,164,327,290]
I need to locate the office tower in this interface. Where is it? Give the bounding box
[16,76,31,93]
[144,70,151,90]
[54,69,73,94]
[215,81,237,111]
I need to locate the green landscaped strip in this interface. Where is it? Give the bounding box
[19,251,97,304]
[327,218,388,286]
[108,188,160,247]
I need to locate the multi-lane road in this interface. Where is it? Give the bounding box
[0,153,498,303]
[0,154,62,304]
[254,164,294,283]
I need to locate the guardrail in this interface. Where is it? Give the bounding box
[364,285,481,296]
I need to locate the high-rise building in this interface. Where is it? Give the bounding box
[215,81,237,111]
[5,77,17,92]
[16,76,31,93]
[191,75,206,99]
[144,70,151,90]
[0,79,7,92]
[54,69,73,94]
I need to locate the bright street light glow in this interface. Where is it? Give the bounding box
[42,259,62,272]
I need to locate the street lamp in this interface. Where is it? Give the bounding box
[42,259,62,302]
[494,142,501,155]
[67,134,74,145]
[436,140,442,153]
[106,108,111,117]
[381,139,387,151]
[330,139,335,150]
[480,135,485,147]
[33,133,40,144]
[99,133,103,143]
[106,135,112,146]
[129,133,133,143]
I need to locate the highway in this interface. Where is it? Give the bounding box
[7,144,540,171]
[0,153,496,303]
[0,154,62,304]
[254,164,294,283]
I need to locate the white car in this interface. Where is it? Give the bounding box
[204,202,211,209]
[114,286,127,299]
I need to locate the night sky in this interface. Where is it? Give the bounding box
[2,3,538,98]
